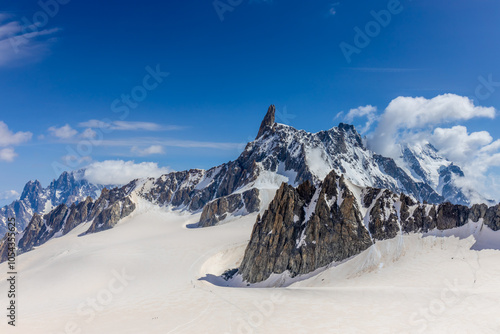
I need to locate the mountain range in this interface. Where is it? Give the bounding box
[0,105,497,267]
[0,170,112,237]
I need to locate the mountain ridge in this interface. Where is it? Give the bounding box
[0,105,495,263]
[0,170,112,236]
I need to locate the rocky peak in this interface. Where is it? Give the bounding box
[337,122,356,133]
[20,180,42,201]
[239,170,373,283]
[50,171,73,189]
[256,104,276,139]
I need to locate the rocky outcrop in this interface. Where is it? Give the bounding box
[238,170,500,283]
[484,204,500,230]
[85,192,136,234]
[239,171,373,283]
[198,188,260,227]
[367,189,400,240]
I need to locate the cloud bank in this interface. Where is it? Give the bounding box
[339,94,500,201]
[48,124,78,139]
[0,121,32,162]
[82,160,172,185]
[369,94,496,159]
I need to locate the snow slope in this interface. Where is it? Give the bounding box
[1,206,500,333]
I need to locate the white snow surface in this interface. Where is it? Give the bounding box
[2,206,500,333]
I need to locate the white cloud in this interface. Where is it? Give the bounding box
[48,124,78,139]
[0,14,60,67]
[426,126,500,200]
[93,138,243,150]
[341,105,377,134]
[78,120,181,131]
[0,121,32,162]
[0,121,32,147]
[369,94,496,159]
[131,145,165,156]
[0,189,19,200]
[0,148,17,162]
[430,126,493,164]
[82,160,172,185]
[364,94,500,202]
[81,128,97,139]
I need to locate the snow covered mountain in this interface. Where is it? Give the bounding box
[0,170,111,236]
[398,142,494,206]
[1,105,494,262]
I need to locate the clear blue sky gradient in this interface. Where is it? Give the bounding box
[1,0,499,203]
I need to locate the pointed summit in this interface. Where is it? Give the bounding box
[256,105,276,139]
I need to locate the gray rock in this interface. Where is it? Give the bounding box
[198,188,260,227]
[239,171,372,283]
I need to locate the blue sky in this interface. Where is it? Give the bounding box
[1,0,499,204]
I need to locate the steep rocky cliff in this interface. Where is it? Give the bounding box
[239,171,373,283]
[239,170,500,283]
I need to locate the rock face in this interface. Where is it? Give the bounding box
[84,186,136,234]
[239,170,500,283]
[239,171,373,283]
[199,189,260,227]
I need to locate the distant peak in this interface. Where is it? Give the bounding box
[20,180,42,200]
[256,105,276,139]
[338,123,356,132]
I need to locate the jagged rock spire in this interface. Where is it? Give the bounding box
[256,105,276,139]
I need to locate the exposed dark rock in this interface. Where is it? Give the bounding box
[368,190,400,240]
[435,202,469,230]
[239,170,499,283]
[85,187,136,234]
[469,203,488,222]
[198,188,260,227]
[484,204,500,231]
[239,171,372,283]
[256,105,275,139]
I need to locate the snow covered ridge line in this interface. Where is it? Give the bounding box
[0,104,494,263]
[236,169,500,284]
